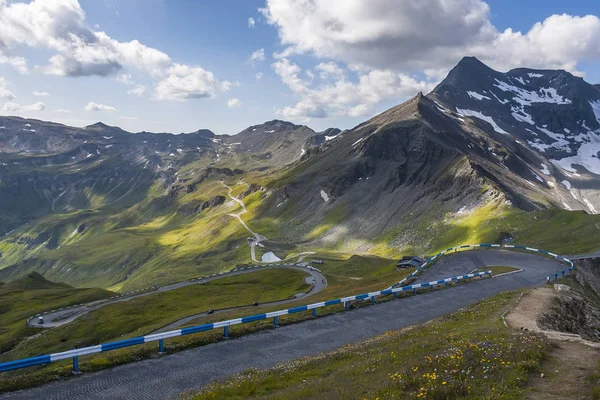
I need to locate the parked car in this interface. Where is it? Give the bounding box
[311,259,325,264]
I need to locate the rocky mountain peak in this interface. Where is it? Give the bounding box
[430,57,600,175]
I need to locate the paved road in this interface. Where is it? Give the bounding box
[1,250,566,400]
[28,265,324,329]
[151,267,327,334]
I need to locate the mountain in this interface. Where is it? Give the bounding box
[1,56,600,291]
[429,56,600,213]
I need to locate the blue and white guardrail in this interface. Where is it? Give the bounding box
[0,271,491,374]
[391,243,574,288]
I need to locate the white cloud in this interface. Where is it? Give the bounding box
[0,77,15,100]
[255,72,263,80]
[116,73,133,85]
[261,0,600,73]
[0,0,228,102]
[272,58,434,120]
[84,102,117,112]
[227,98,241,108]
[33,91,49,96]
[0,51,27,73]
[247,48,265,66]
[3,101,45,112]
[127,84,146,96]
[54,108,71,113]
[248,17,255,28]
[153,64,231,101]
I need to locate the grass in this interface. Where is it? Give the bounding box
[186,291,549,400]
[472,266,521,276]
[2,268,311,362]
[0,274,113,355]
[371,202,600,259]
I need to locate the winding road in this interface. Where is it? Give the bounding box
[220,181,315,264]
[27,265,326,329]
[151,266,327,334]
[1,249,571,400]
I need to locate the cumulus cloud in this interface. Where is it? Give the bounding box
[227,98,241,108]
[116,73,133,85]
[33,91,49,96]
[248,17,255,28]
[261,0,600,73]
[272,58,434,120]
[3,101,45,112]
[255,72,263,80]
[152,64,231,101]
[0,77,15,100]
[127,84,146,96]
[247,48,265,66]
[0,51,27,73]
[0,0,228,101]
[54,108,71,113]
[84,102,117,112]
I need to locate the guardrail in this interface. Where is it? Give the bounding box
[391,243,574,288]
[0,271,491,374]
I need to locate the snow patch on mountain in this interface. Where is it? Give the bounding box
[528,73,544,78]
[493,79,571,106]
[583,198,598,214]
[467,91,490,101]
[325,132,341,141]
[352,138,364,146]
[540,164,550,175]
[512,110,534,125]
[535,126,571,151]
[261,252,281,262]
[320,190,330,202]
[561,180,571,189]
[531,170,544,182]
[562,202,572,210]
[551,132,600,175]
[456,108,509,135]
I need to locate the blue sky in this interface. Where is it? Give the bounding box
[0,0,599,135]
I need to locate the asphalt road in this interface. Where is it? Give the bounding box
[29,265,325,329]
[1,250,566,400]
[151,267,327,334]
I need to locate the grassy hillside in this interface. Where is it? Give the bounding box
[0,274,113,355]
[2,268,311,361]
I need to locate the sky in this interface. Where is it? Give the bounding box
[0,0,599,135]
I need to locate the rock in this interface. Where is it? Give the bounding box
[554,284,571,292]
[540,373,545,378]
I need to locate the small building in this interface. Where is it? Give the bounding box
[311,259,324,264]
[396,256,424,269]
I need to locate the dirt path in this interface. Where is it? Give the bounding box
[505,287,600,399]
